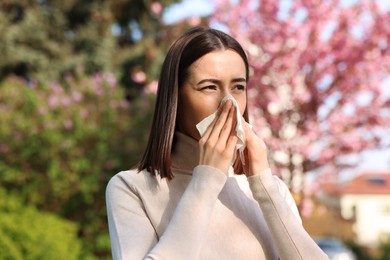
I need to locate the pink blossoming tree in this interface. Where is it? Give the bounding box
[211,0,390,196]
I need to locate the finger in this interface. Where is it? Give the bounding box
[201,100,230,141]
[219,106,239,160]
[225,134,238,154]
[199,101,232,163]
[207,100,233,142]
[217,104,236,144]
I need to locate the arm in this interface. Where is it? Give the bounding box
[240,120,328,259]
[248,169,328,260]
[106,166,227,260]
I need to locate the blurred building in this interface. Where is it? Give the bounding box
[308,172,390,248]
[339,173,390,248]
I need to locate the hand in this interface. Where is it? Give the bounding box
[198,100,238,175]
[242,120,270,177]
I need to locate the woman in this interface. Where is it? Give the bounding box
[106,27,328,260]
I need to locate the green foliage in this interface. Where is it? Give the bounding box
[0,0,115,82]
[0,0,182,96]
[0,0,187,257]
[0,189,84,260]
[346,241,374,260]
[0,72,154,257]
[376,235,390,260]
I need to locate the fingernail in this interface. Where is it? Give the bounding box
[227,100,233,108]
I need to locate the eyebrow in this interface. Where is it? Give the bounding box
[196,77,247,85]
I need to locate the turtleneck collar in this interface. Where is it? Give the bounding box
[171,132,200,175]
[171,131,235,176]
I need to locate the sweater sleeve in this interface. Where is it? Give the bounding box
[106,166,227,260]
[247,169,329,260]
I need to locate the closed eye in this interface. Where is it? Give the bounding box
[201,85,217,90]
[233,85,246,91]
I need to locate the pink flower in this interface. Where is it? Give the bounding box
[211,0,390,192]
[63,120,73,129]
[132,71,146,83]
[300,198,314,218]
[72,91,83,102]
[48,95,59,109]
[49,83,63,94]
[187,16,201,27]
[150,2,162,15]
[103,73,117,88]
[144,80,158,95]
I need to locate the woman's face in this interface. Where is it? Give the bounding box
[177,49,247,140]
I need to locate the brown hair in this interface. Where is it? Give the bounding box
[137,27,250,179]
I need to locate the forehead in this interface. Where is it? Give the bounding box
[188,50,246,79]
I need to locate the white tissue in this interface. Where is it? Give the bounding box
[196,94,248,165]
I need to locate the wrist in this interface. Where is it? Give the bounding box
[246,161,269,177]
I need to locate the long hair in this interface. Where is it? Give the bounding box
[137,27,250,179]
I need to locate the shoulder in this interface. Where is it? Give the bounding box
[106,168,163,199]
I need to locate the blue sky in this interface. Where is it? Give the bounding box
[163,0,213,24]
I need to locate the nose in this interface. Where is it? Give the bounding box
[219,88,231,103]
[217,93,227,108]
[217,92,234,109]
[221,88,230,97]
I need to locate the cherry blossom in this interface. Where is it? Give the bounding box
[211,0,390,194]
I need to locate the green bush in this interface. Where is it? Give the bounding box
[376,235,390,260]
[347,241,374,260]
[0,189,83,260]
[0,72,154,257]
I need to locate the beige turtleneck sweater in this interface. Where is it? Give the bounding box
[106,132,328,260]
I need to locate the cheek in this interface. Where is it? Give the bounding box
[178,96,218,130]
[192,98,220,122]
